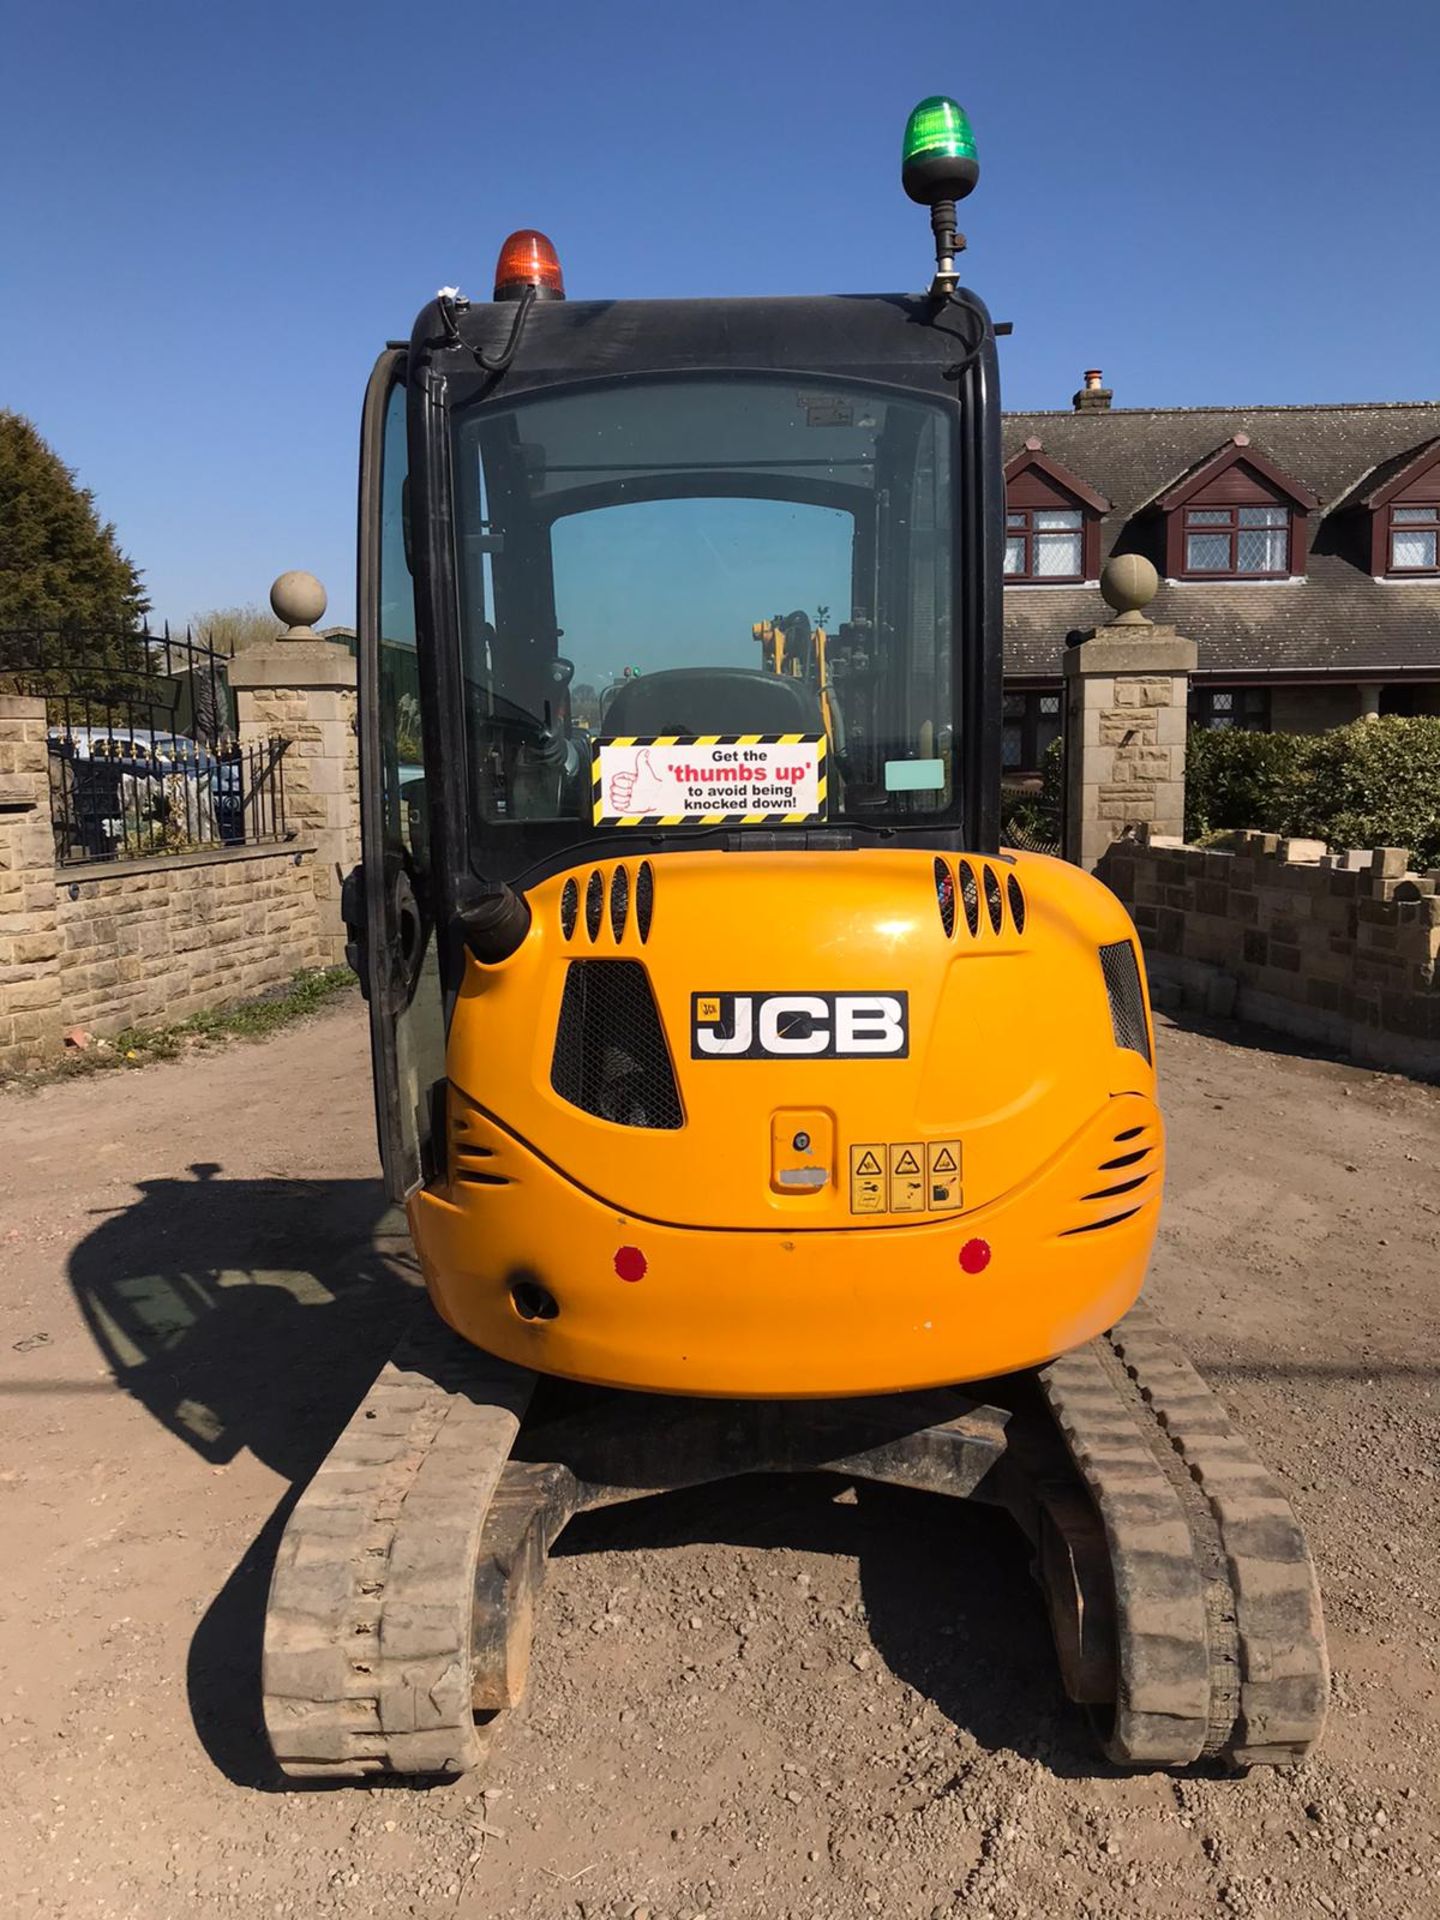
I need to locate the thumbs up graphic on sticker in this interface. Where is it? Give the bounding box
[608,747,663,816]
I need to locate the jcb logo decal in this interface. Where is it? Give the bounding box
[691,992,908,1059]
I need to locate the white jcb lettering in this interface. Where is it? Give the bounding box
[757,994,830,1056]
[695,996,753,1055]
[834,994,907,1055]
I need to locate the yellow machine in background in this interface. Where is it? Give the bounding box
[263,98,1327,1787]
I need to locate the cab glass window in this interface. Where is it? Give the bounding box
[450,376,957,857]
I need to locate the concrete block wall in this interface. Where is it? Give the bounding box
[1098,828,1440,1076]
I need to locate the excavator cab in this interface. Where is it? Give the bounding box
[272,100,1327,1782]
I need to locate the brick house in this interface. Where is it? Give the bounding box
[1001,375,1440,773]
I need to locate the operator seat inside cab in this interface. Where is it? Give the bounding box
[600,667,824,738]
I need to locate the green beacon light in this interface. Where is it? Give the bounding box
[901,96,979,206]
[902,96,979,297]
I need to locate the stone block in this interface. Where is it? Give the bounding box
[1205,972,1238,1018]
[5,974,63,1013]
[1154,907,1186,953]
[1371,847,1411,879]
[1278,838,1327,864]
[1111,676,1171,708]
[1098,791,1155,822]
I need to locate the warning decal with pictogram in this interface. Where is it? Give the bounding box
[849,1145,887,1214]
[593,734,826,827]
[846,1138,964,1214]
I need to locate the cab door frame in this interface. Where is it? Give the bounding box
[357,346,444,1200]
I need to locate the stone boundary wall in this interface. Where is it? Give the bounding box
[53,844,325,1043]
[1,674,356,1071]
[1097,829,1440,1077]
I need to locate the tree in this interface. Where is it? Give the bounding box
[0,411,147,632]
[187,602,280,654]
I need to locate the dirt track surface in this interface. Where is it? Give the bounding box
[1,1000,1438,1920]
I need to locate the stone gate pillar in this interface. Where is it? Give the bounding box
[0,688,63,1063]
[229,572,359,964]
[1063,555,1196,871]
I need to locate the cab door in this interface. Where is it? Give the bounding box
[354,350,447,1200]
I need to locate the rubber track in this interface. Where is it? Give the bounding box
[1105,1301,1329,1765]
[262,1314,534,1779]
[1039,1300,1328,1768]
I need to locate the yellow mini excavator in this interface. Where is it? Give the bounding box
[263,99,1327,1779]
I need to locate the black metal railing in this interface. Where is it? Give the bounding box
[1001,776,1064,857]
[0,627,293,867]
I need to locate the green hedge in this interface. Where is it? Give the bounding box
[1184,717,1440,868]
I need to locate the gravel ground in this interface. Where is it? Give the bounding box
[0,999,1437,1920]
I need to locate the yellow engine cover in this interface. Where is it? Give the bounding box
[410,848,1162,1397]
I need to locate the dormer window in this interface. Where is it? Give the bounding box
[1002,442,1109,583]
[1184,502,1290,576]
[1158,437,1317,582]
[1005,507,1082,579]
[1388,504,1439,573]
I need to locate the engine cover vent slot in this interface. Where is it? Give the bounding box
[1099,940,1152,1064]
[1061,1206,1143,1237]
[551,960,683,1130]
[635,861,655,943]
[559,878,579,940]
[1007,873,1026,934]
[982,863,1004,933]
[957,860,980,937]
[934,858,956,937]
[609,865,630,942]
[584,870,604,942]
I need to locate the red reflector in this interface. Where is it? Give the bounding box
[958,1239,991,1275]
[493,228,565,301]
[614,1245,647,1283]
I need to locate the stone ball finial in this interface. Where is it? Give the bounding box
[1100,553,1159,626]
[270,570,328,638]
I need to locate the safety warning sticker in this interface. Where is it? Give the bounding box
[592,734,827,827]
[847,1138,963,1215]
[888,1142,926,1213]
[849,1145,888,1215]
[927,1141,962,1211]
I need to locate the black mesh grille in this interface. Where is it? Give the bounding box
[934,858,955,937]
[957,860,980,936]
[1100,939,1151,1063]
[1007,873,1026,934]
[559,877,579,939]
[635,861,655,942]
[584,869,604,941]
[609,864,630,942]
[551,960,684,1129]
[982,863,1004,933]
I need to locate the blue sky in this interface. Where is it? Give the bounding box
[5,0,1438,628]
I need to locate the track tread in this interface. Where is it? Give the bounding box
[263,1311,534,1780]
[1039,1300,1327,1769]
[1106,1301,1329,1765]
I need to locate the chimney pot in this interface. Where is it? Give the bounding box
[1073,369,1113,414]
